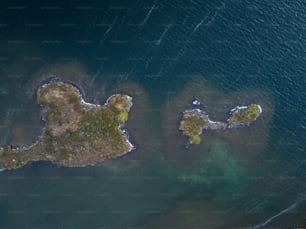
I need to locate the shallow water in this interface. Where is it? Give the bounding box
[1,0,306,228]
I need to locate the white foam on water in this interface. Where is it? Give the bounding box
[246,197,306,229]
[0,168,6,172]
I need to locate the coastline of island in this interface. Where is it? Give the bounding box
[179,104,263,145]
[0,79,135,170]
[161,76,274,165]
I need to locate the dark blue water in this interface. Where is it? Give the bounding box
[1,0,306,228]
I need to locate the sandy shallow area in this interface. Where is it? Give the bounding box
[162,76,274,166]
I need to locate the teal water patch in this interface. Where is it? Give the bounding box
[163,141,248,204]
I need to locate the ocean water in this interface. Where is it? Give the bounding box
[1,0,306,228]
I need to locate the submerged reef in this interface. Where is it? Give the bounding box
[0,80,134,170]
[179,103,262,145]
[178,141,247,202]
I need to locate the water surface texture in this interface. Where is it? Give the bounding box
[1,0,306,228]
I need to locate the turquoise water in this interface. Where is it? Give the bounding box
[1,0,306,228]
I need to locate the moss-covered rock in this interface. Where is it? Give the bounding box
[179,103,262,145]
[0,80,134,170]
[179,109,209,144]
[227,104,262,128]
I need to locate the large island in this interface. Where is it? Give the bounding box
[0,80,134,170]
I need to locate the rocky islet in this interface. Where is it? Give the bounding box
[179,104,262,145]
[0,77,263,170]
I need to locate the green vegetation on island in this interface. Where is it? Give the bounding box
[179,109,209,144]
[179,103,262,145]
[227,104,262,128]
[0,80,134,170]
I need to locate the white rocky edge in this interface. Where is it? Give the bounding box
[2,81,135,165]
[58,82,135,154]
[230,104,262,116]
[192,98,201,105]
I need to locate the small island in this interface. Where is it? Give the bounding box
[179,109,208,144]
[179,109,227,144]
[227,104,262,128]
[180,103,262,145]
[0,80,134,170]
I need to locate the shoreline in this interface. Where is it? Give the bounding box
[0,79,135,170]
[161,75,274,164]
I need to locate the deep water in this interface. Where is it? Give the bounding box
[1,0,306,228]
